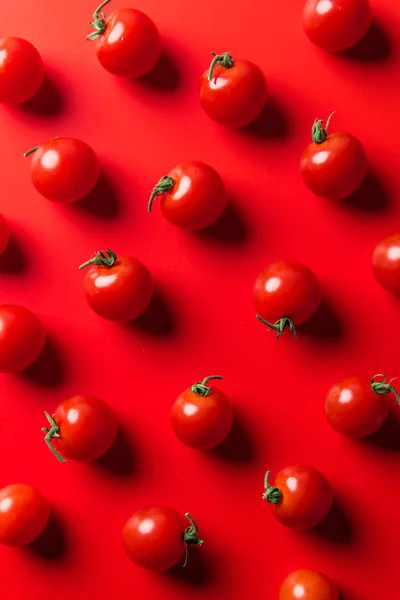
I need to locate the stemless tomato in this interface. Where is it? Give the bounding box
[79,248,154,322]
[0,484,49,546]
[123,506,203,571]
[280,569,339,600]
[0,305,45,373]
[199,52,267,127]
[171,375,233,450]
[253,261,321,338]
[42,395,118,463]
[303,0,372,52]
[148,161,227,230]
[0,37,44,104]
[325,375,400,438]
[372,232,400,295]
[0,213,9,254]
[263,466,333,530]
[24,137,100,204]
[301,113,367,201]
[87,0,161,78]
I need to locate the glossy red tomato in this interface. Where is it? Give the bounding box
[0,213,9,254]
[199,52,267,128]
[79,249,154,322]
[0,37,44,104]
[171,375,233,450]
[372,232,400,295]
[301,114,367,201]
[263,466,333,530]
[0,305,45,373]
[303,0,372,52]
[0,484,49,546]
[253,261,321,338]
[24,137,100,204]
[123,506,203,571]
[148,161,227,230]
[87,0,161,78]
[42,395,118,463]
[325,375,399,438]
[280,569,339,600]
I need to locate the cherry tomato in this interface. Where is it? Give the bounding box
[79,248,154,322]
[372,232,400,295]
[303,0,372,52]
[253,261,321,338]
[263,466,333,530]
[301,113,367,201]
[148,161,227,230]
[171,375,233,450]
[0,305,45,373]
[280,569,339,600]
[123,506,203,571]
[42,395,118,463]
[87,0,161,78]
[0,213,9,254]
[0,484,49,546]
[24,137,100,204]
[325,375,399,438]
[199,52,267,128]
[0,37,44,104]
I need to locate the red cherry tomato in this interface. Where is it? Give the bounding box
[0,37,44,104]
[263,466,333,530]
[199,52,267,128]
[24,137,100,204]
[42,395,118,463]
[87,0,161,78]
[0,484,49,546]
[0,213,10,254]
[301,113,367,201]
[79,249,154,322]
[280,569,339,600]
[372,232,400,295]
[148,161,227,230]
[325,375,399,438]
[253,261,321,338]
[303,0,372,52]
[123,506,203,571]
[0,305,45,373]
[171,375,233,450]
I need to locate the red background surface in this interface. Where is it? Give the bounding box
[1,1,399,598]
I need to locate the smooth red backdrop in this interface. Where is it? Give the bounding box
[0,1,399,598]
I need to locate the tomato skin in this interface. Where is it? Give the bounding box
[95,9,161,78]
[0,484,49,547]
[27,137,100,204]
[280,569,339,600]
[0,305,45,373]
[303,0,372,52]
[0,213,10,254]
[0,37,44,104]
[372,232,400,295]
[199,57,267,128]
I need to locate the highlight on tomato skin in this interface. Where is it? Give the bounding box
[0,37,44,104]
[279,568,339,600]
[0,305,46,373]
[372,232,400,295]
[0,484,50,547]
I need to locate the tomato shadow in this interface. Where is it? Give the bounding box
[162,546,214,586]
[72,169,121,219]
[241,96,290,139]
[0,234,26,273]
[301,297,345,342]
[27,511,66,560]
[339,19,392,62]
[361,404,400,451]
[95,424,136,477]
[126,287,175,336]
[311,496,354,544]
[14,70,65,117]
[341,169,390,213]
[194,198,248,245]
[209,410,256,464]
[21,335,65,387]
[137,48,181,90]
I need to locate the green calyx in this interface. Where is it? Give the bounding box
[86,0,111,41]
[182,513,204,567]
[262,471,281,504]
[256,315,297,339]
[371,374,400,405]
[79,248,117,270]
[41,412,66,464]
[311,111,336,144]
[207,52,234,81]
[191,375,223,397]
[148,176,174,212]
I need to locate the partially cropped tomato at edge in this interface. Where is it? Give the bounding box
[0,213,10,254]
[253,260,321,338]
[42,395,118,463]
[0,305,45,373]
[148,161,227,230]
[280,569,339,600]
[263,466,333,530]
[79,248,154,322]
[123,506,203,571]
[199,51,267,128]
[171,375,233,450]
[372,232,400,295]
[301,113,367,201]
[0,37,44,104]
[325,375,400,438]
[0,484,49,547]
[87,0,161,78]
